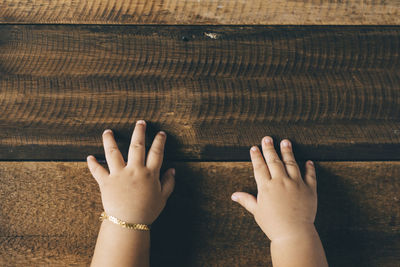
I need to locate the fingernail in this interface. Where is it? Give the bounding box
[250,146,258,152]
[159,131,166,137]
[171,168,176,176]
[87,155,93,160]
[103,129,112,135]
[136,120,146,125]
[309,160,314,166]
[282,140,290,148]
[264,136,273,144]
[231,194,238,201]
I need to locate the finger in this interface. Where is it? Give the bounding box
[231,192,257,215]
[280,139,301,180]
[146,131,167,171]
[261,136,287,179]
[87,155,109,185]
[304,160,317,191]
[250,146,271,187]
[127,120,147,167]
[161,168,175,200]
[102,129,126,173]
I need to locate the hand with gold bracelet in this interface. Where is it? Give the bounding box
[87,120,175,267]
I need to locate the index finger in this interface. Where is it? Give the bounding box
[250,146,271,188]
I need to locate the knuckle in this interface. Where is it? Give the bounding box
[141,168,153,178]
[286,179,299,188]
[151,168,160,177]
[308,185,317,195]
[281,150,294,157]
[128,167,152,179]
[269,177,285,187]
[107,146,120,155]
[307,168,316,177]
[281,145,292,152]
[151,145,164,155]
[265,147,276,153]
[307,173,317,179]
[124,166,136,176]
[267,157,282,165]
[131,141,144,150]
[253,160,266,170]
[282,159,298,166]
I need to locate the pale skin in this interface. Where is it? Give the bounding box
[88,120,175,267]
[231,136,328,267]
[87,120,328,266]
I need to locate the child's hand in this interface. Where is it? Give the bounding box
[231,136,317,242]
[87,120,175,225]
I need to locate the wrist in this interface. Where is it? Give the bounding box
[269,223,328,267]
[92,219,151,267]
[270,223,317,244]
[103,202,160,225]
[100,211,152,231]
[101,219,151,242]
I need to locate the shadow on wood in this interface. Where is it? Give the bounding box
[315,163,400,267]
[150,164,200,266]
[0,162,399,266]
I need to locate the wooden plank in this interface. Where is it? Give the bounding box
[0,0,399,25]
[2,232,399,267]
[1,26,399,77]
[0,26,399,160]
[0,236,93,266]
[0,162,399,266]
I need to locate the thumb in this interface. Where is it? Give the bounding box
[161,168,175,200]
[231,192,257,214]
[87,155,109,185]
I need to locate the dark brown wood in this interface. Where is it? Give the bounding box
[1,26,399,76]
[0,0,398,25]
[0,161,399,266]
[0,26,399,161]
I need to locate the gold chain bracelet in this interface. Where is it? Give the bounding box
[99,211,151,231]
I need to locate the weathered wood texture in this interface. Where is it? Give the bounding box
[0,26,399,161]
[0,161,399,266]
[0,0,399,25]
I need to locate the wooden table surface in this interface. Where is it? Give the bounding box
[0,1,399,266]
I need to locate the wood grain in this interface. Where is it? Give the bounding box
[0,161,399,266]
[0,0,398,25]
[1,26,399,77]
[0,26,399,160]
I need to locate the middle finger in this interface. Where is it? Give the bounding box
[127,120,147,167]
[280,139,301,180]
